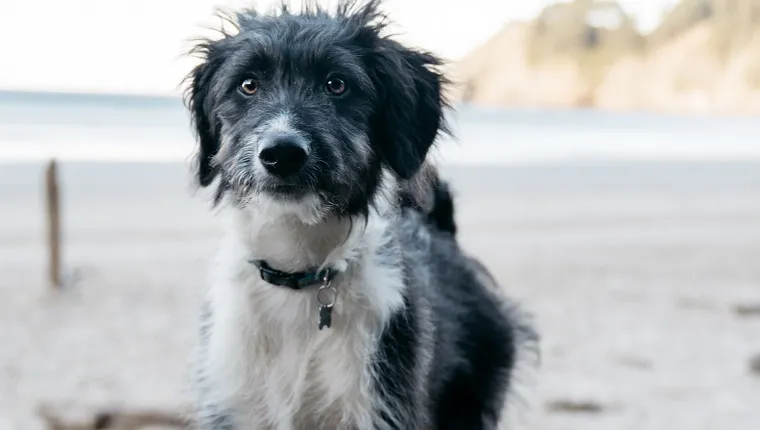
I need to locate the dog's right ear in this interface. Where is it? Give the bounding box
[185,55,222,187]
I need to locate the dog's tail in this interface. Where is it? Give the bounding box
[425,179,457,236]
[398,165,458,236]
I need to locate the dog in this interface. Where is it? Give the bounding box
[184,1,537,429]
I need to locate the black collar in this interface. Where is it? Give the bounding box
[249,260,334,290]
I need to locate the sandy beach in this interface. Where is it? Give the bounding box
[2,160,759,429]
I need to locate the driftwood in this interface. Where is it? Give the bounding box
[750,354,760,376]
[545,398,606,414]
[734,303,760,318]
[37,404,188,430]
[44,159,62,288]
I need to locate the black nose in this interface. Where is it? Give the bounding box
[259,137,308,177]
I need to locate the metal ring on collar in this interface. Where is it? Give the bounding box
[317,285,338,307]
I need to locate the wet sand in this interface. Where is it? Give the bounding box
[2,161,760,429]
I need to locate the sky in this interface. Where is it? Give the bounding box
[0,0,677,95]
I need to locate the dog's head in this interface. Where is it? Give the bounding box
[184,0,448,220]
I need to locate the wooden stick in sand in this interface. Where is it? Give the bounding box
[37,404,188,429]
[45,158,62,288]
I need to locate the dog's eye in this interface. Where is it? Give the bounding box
[325,78,347,96]
[240,78,259,95]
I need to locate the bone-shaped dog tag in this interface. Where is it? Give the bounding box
[318,305,333,330]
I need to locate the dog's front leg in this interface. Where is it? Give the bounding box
[194,301,237,430]
[195,407,237,430]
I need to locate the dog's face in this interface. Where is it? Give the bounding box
[185,1,447,219]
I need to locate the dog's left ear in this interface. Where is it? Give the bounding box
[370,43,447,179]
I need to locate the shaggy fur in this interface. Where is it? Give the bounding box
[184,1,537,429]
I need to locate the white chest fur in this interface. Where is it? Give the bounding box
[200,207,406,430]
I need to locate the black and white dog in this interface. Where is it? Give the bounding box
[184,1,537,429]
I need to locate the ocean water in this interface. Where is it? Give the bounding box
[2,90,760,164]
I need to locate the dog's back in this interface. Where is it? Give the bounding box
[386,187,538,429]
[389,168,538,428]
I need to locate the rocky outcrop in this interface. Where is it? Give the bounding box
[448,23,593,108]
[451,0,760,115]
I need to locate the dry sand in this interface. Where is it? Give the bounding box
[2,161,760,430]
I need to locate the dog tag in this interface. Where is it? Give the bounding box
[318,305,333,330]
[316,275,337,331]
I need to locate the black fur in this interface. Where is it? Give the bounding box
[425,179,457,236]
[399,177,457,236]
[369,208,531,430]
[372,291,423,428]
[184,0,449,217]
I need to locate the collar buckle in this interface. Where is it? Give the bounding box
[249,259,333,290]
